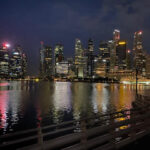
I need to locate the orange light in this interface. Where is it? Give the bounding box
[119,41,126,45]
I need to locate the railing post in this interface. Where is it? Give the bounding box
[80,119,87,150]
[38,127,44,150]
[130,109,136,142]
[109,113,116,150]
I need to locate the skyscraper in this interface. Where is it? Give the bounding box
[99,41,111,73]
[74,39,87,78]
[10,45,27,78]
[40,42,53,79]
[116,40,127,70]
[54,44,64,64]
[44,46,53,78]
[113,29,121,71]
[108,40,116,71]
[87,38,94,78]
[75,39,83,65]
[40,41,45,78]
[54,44,64,76]
[22,53,27,77]
[133,31,145,74]
[113,29,120,42]
[0,44,9,78]
[88,38,94,52]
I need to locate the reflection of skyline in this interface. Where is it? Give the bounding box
[53,82,72,112]
[110,84,137,111]
[1,81,150,134]
[72,83,94,120]
[0,81,27,133]
[0,90,9,131]
[52,82,72,123]
[91,83,110,114]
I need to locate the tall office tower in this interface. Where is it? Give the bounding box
[126,49,132,70]
[0,44,9,78]
[44,46,53,78]
[75,39,83,65]
[87,38,94,78]
[74,39,85,78]
[22,53,27,77]
[112,29,121,71]
[88,38,94,52]
[116,41,127,70]
[99,41,110,73]
[108,40,116,71]
[40,41,45,78]
[113,29,120,42]
[10,49,23,78]
[40,42,53,79]
[54,44,64,64]
[146,54,150,78]
[54,44,64,76]
[133,31,145,74]
[10,45,27,78]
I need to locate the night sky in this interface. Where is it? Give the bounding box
[0,0,150,75]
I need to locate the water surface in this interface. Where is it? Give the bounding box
[0,81,149,134]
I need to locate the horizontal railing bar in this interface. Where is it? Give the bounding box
[0,110,131,139]
[43,126,76,137]
[116,127,150,149]
[0,135,38,148]
[62,133,112,150]
[0,128,38,139]
[41,132,81,150]
[0,120,76,139]
[42,120,75,131]
[93,143,114,150]
[0,125,76,147]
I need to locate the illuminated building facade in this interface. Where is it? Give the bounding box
[40,42,53,79]
[10,45,27,78]
[54,44,64,76]
[97,41,110,77]
[113,29,121,71]
[0,44,9,78]
[87,38,94,78]
[133,31,146,74]
[67,57,76,78]
[146,54,150,78]
[55,61,69,77]
[74,39,87,78]
[108,40,116,71]
[116,41,127,70]
[0,43,27,79]
[54,44,64,64]
[75,39,83,65]
[22,53,27,77]
[40,42,45,78]
[113,29,120,42]
[126,49,132,70]
[44,46,53,77]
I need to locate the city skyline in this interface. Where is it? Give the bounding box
[0,0,150,75]
[0,29,148,78]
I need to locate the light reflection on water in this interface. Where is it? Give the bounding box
[0,81,150,134]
